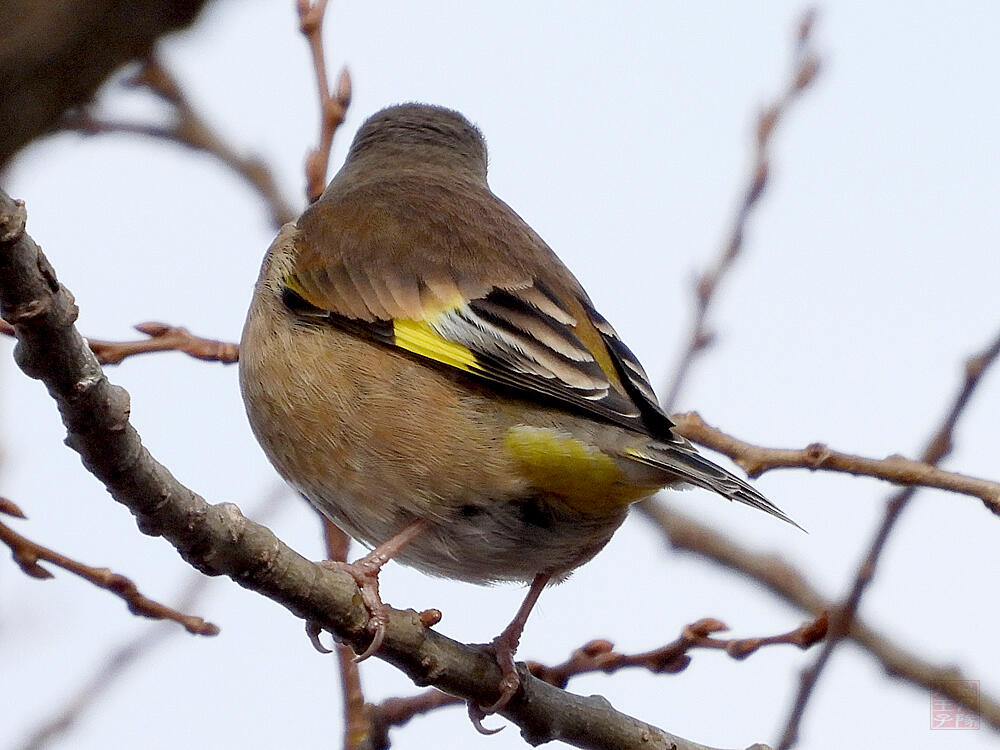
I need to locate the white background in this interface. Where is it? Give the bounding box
[2,2,998,749]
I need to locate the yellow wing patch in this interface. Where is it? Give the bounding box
[393,318,478,372]
[504,426,657,515]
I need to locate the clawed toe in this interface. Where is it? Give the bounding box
[352,604,388,662]
[475,635,523,714]
[305,620,334,654]
[320,557,390,660]
[464,637,521,732]
[467,701,505,735]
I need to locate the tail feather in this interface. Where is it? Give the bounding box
[627,441,802,530]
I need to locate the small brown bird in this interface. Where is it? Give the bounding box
[239,103,794,712]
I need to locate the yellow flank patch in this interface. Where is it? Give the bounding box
[393,318,478,372]
[504,426,655,515]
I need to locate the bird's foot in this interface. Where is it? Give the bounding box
[466,572,552,730]
[308,519,431,661]
[319,554,391,661]
[477,630,523,714]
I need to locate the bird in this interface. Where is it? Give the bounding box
[238,102,795,714]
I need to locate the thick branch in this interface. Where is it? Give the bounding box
[672,411,1000,515]
[0,190,766,750]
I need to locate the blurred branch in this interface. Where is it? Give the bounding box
[663,7,820,411]
[0,0,211,167]
[641,501,1000,730]
[16,486,289,750]
[16,485,289,750]
[0,510,218,635]
[297,0,352,202]
[0,190,761,750]
[370,615,827,748]
[777,328,1000,749]
[0,318,237,365]
[672,411,1000,515]
[63,57,298,230]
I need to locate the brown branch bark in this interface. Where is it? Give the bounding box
[672,411,1000,516]
[297,0,351,203]
[0,318,238,365]
[0,0,212,167]
[0,190,768,750]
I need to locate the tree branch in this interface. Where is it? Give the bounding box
[672,411,1000,516]
[0,319,238,365]
[297,0,351,203]
[322,517,377,750]
[0,190,769,750]
[16,484,289,750]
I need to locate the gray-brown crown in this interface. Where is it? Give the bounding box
[346,103,488,177]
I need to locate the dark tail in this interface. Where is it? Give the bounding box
[627,440,802,530]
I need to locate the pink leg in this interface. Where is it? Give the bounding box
[318,518,429,661]
[479,572,551,714]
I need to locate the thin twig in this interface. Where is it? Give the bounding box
[527,614,828,684]
[63,57,298,230]
[776,328,1000,749]
[640,500,1000,729]
[370,690,459,750]
[297,0,352,202]
[369,615,827,744]
[663,7,820,411]
[1,319,238,365]
[0,514,218,635]
[672,411,1000,515]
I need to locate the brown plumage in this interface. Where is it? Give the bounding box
[239,103,795,710]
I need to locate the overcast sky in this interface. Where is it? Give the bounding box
[2,2,998,749]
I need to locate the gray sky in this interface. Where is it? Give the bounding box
[2,2,998,749]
